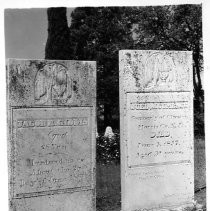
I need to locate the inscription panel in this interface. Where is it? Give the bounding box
[127,92,193,167]
[12,107,93,197]
[126,163,194,210]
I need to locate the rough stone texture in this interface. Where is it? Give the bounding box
[7,59,96,211]
[119,50,194,211]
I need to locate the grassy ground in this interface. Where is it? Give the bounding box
[96,164,121,211]
[194,137,206,210]
[96,137,206,211]
[194,137,206,190]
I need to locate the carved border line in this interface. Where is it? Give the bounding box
[126,91,193,169]
[14,186,93,199]
[128,159,192,169]
[11,106,94,199]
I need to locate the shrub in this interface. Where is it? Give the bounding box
[96,132,120,164]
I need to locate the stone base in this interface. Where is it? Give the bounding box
[170,200,204,211]
[121,200,205,211]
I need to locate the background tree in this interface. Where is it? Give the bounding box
[45,7,72,59]
[69,7,134,131]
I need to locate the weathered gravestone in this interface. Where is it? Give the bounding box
[7,59,96,211]
[119,50,194,211]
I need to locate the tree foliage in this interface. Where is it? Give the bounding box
[69,7,135,130]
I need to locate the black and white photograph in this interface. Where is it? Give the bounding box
[2,1,209,210]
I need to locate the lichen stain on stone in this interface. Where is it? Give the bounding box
[26,158,33,168]
[133,53,141,88]
[10,74,26,100]
[125,52,132,65]
[9,63,35,103]
[132,65,141,88]
[73,80,78,93]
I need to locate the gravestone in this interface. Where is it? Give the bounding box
[104,126,114,139]
[119,50,194,211]
[7,59,96,211]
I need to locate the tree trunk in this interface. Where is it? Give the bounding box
[193,51,204,112]
[45,7,72,59]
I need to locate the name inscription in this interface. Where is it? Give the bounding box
[17,117,88,128]
[127,92,193,167]
[12,107,93,197]
[130,101,189,110]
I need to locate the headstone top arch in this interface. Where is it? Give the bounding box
[120,50,192,92]
[8,59,96,107]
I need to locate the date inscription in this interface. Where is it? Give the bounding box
[127,92,193,167]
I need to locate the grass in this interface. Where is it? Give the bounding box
[194,137,206,191]
[96,137,206,211]
[96,163,121,211]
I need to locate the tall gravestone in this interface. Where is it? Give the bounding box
[119,50,194,211]
[7,59,96,211]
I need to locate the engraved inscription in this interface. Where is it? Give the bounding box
[130,169,165,181]
[130,101,189,110]
[17,117,88,128]
[126,164,194,210]
[127,92,193,167]
[12,107,93,197]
